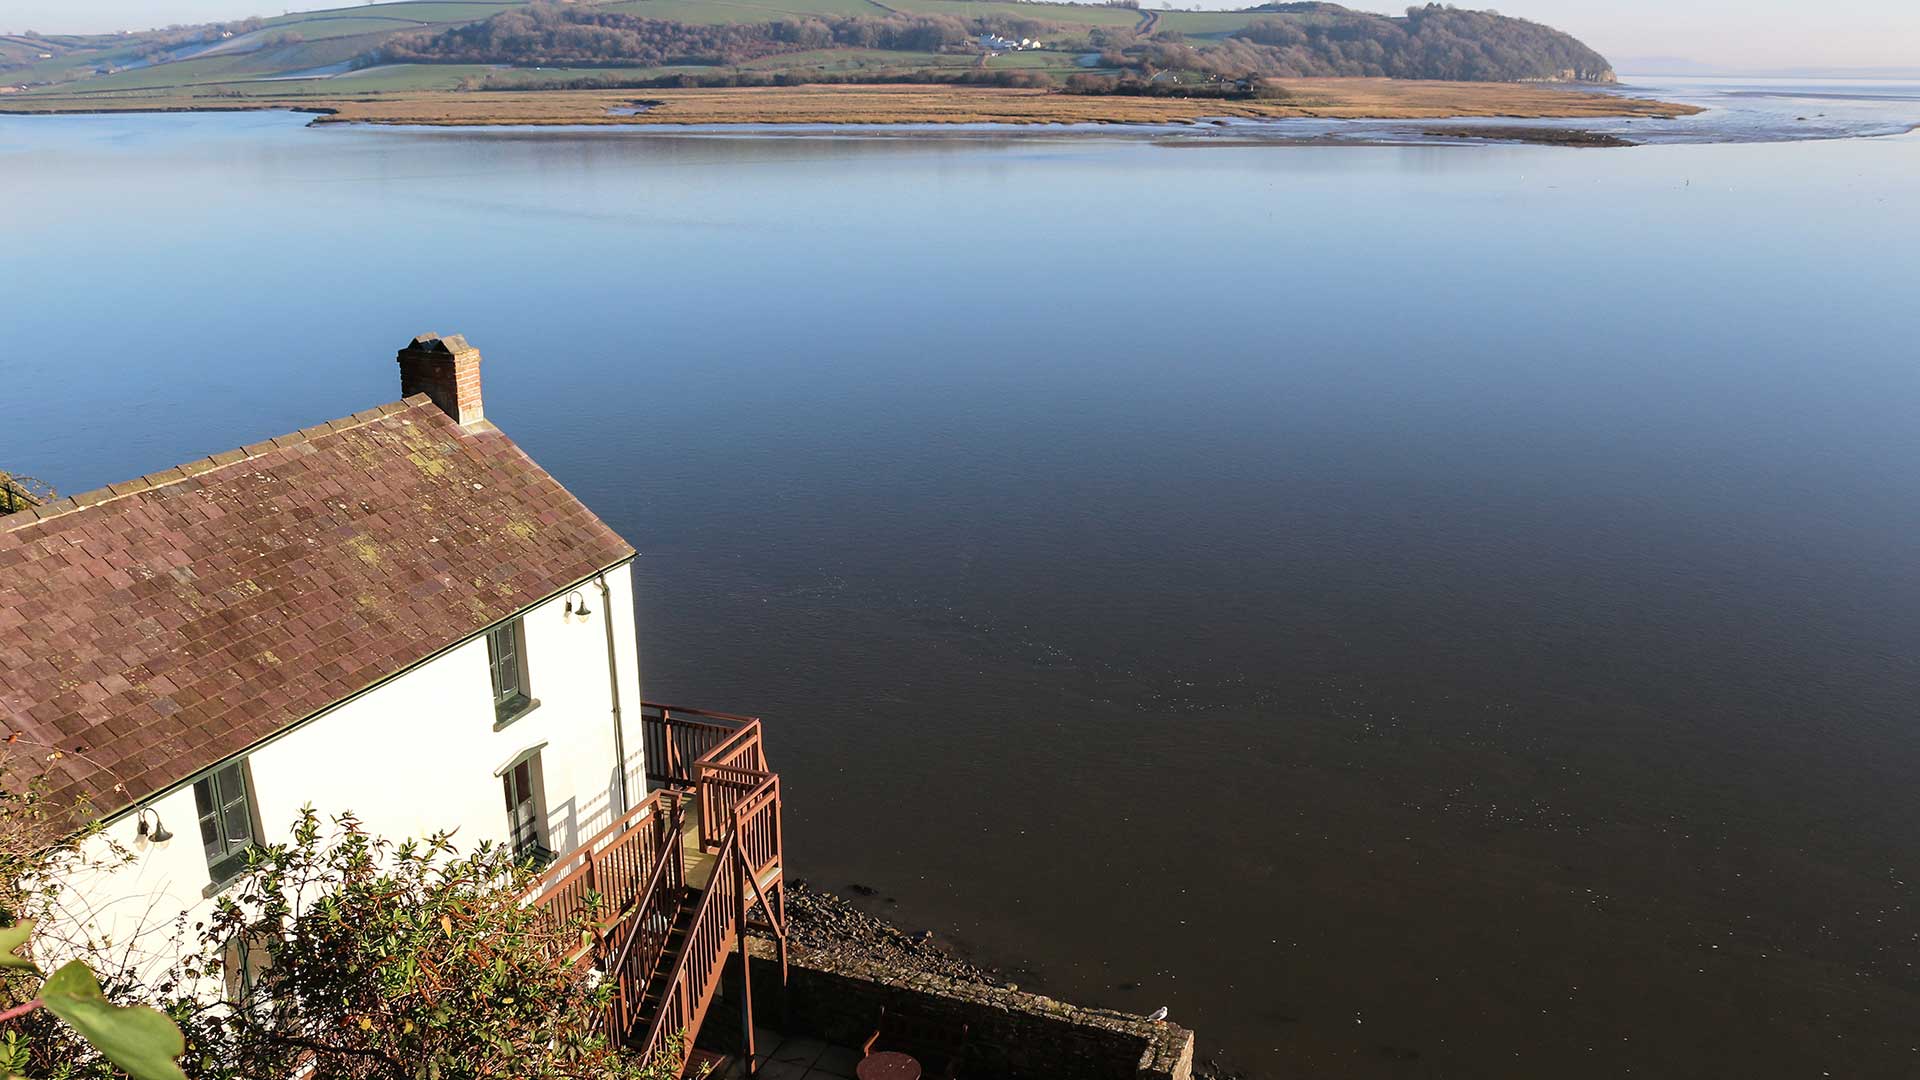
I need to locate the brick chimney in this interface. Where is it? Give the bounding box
[396,333,484,426]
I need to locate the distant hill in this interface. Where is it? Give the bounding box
[1,0,1615,100]
[1219,3,1613,82]
[382,2,1614,84]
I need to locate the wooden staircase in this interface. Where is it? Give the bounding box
[638,899,699,1017]
[527,703,786,1075]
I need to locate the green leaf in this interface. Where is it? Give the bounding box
[0,921,36,972]
[38,961,189,1080]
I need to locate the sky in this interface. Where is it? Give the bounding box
[5,0,1919,72]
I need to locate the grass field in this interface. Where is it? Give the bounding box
[1151,10,1269,37]
[4,44,153,85]
[20,37,391,94]
[258,1,527,30]
[231,16,442,40]
[304,62,500,90]
[738,46,962,69]
[479,63,698,84]
[601,0,889,20]
[981,50,1085,71]
[884,0,1140,26]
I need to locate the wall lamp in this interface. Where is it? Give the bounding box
[135,807,173,844]
[564,590,592,620]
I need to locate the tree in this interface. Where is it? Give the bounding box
[164,808,678,1080]
[0,757,691,1080]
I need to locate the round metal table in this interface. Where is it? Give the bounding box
[855,1051,922,1080]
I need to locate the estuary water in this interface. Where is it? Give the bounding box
[4,80,1920,1078]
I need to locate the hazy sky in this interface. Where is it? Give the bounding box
[6,0,1918,71]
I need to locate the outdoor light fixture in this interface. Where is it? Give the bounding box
[565,590,591,620]
[135,807,173,844]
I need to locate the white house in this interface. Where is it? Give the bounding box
[0,333,649,980]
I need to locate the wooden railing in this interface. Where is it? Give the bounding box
[734,774,782,885]
[638,827,744,1064]
[642,702,761,788]
[603,823,686,1037]
[528,702,785,1071]
[530,789,684,970]
[636,779,785,1069]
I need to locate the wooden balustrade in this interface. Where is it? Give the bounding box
[695,761,761,851]
[736,775,782,884]
[602,818,687,1036]
[641,702,761,787]
[528,702,784,1072]
[530,790,681,968]
[636,774,785,1072]
[638,828,742,1065]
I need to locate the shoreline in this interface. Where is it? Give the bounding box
[783,881,1249,1080]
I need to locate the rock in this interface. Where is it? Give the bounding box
[781,881,995,986]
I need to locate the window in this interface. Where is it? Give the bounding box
[486,618,532,724]
[502,755,550,866]
[194,761,257,886]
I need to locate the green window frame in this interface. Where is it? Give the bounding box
[194,761,257,886]
[486,619,531,723]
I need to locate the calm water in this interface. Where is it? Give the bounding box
[5,83,1920,1078]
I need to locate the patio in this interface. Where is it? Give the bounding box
[698,1027,869,1080]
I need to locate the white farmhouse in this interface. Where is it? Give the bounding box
[0,333,649,976]
[1,334,791,1070]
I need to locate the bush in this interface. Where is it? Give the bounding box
[165,808,663,1080]
[0,766,686,1080]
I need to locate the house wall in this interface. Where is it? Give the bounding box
[51,562,646,982]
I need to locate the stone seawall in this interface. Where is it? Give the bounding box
[705,937,1193,1080]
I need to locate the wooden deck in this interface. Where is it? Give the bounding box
[684,796,715,891]
[683,792,781,898]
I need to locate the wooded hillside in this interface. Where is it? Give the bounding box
[380,1,1616,84]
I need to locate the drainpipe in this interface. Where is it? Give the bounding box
[596,573,630,816]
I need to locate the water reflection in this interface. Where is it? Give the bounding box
[3,97,1920,1079]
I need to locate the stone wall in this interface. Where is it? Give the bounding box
[703,938,1192,1080]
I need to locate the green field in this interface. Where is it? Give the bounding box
[602,0,890,21]
[885,0,1141,26]
[739,46,957,69]
[981,49,1085,71]
[478,62,699,84]
[305,62,500,90]
[235,16,442,40]
[4,0,1193,100]
[258,1,528,29]
[6,64,495,100]
[1152,10,1268,36]
[16,36,387,94]
[4,43,153,85]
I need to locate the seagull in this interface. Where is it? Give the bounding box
[1147,1006,1170,1022]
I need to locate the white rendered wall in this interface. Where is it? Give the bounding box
[51,562,646,983]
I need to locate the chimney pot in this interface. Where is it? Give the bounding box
[396,333,484,426]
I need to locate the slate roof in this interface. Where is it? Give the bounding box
[0,396,634,826]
